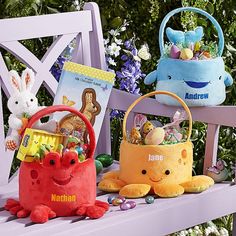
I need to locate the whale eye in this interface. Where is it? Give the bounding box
[219,76,222,80]
[168,75,172,80]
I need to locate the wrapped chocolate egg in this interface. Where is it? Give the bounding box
[130,127,142,144]
[144,127,165,145]
[145,196,155,204]
[120,202,131,211]
[95,154,113,167]
[180,48,193,60]
[112,198,123,206]
[107,195,116,204]
[141,121,154,138]
[126,201,136,209]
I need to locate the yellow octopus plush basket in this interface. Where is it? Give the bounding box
[98,91,214,198]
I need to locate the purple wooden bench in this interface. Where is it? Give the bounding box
[0,2,235,235]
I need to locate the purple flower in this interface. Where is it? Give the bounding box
[50,55,67,81]
[124,40,132,49]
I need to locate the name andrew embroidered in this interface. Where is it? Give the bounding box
[185,93,208,100]
[51,194,76,202]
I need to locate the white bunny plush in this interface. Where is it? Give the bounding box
[5,68,57,151]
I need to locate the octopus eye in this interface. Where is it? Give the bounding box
[142,169,147,175]
[168,75,172,80]
[165,170,170,175]
[70,159,76,165]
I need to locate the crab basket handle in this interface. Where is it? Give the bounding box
[25,105,96,159]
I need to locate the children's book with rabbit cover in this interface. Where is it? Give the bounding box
[53,62,115,143]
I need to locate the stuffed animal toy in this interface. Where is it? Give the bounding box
[144,7,233,107]
[5,68,57,150]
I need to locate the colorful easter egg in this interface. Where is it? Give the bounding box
[117,195,126,203]
[130,127,142,144]
[95,159,103,175]
[144,127,165,145]
[145,196,155,204]
[120,202,131,211]
[126,201,136,209]
[112,198,123,206]
[107,195,116,204]
[75,146,83,155]
[170,45,181,59]
[180,48,193,60]
[95,154,114,167]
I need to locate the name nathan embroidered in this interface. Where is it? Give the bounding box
[185,93,209,100]
[51,194,77,202]
[148,154,164,161]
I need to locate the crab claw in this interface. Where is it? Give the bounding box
[5,198,24,215]
[76,200,109,219]
[30,205,56,223]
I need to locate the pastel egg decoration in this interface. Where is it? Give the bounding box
[144,127,165,145]
[75,146,83,155]
[95,154,114,167]
[145,195,155,204]
[170,45,181,59]
[180,48,193,60]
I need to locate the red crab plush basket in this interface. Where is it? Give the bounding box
[5,105,109,223]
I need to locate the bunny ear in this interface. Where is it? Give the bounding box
[21,68,35,91]
[9,70,21,93]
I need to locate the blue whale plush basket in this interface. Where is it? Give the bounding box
[144,7,233,107]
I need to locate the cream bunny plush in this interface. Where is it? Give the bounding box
[5,68,57,151]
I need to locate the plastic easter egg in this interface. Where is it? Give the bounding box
[170,45,180,59]
[180,48,193,60]
[95,154,114,167]
[95,159,103,175]
[144,127,165,145]
[145,196,155,204]
[126,201,136,209]
[112,198,123,206]
[75,146,83,155]
[120,202,131,211]
[107,195,116,204]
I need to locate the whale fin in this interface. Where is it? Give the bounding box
[224,71,233,87]
[185,26,204,44]
[144,70,157,85]
[166,27,185,45]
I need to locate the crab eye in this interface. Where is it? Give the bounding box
[168,75,171,80]
[50,160,55,165]
[142,170,147,175]
[165,170,170,175]
[62,151,78,167]
[219,76,222,80]
[43,152,60,168]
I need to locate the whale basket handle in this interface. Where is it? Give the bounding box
[122,91,192,142]
[25,105,96,159]
[159,7,224,57]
